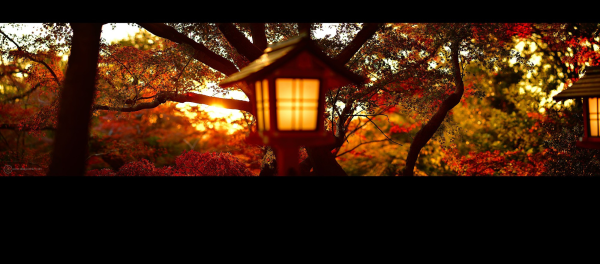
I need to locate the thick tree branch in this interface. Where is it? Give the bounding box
[401,39,465,176]
[334,23,382,65]
[305,144,347,176]
[250,23,268,51]
[137,23,239,76]
[218,23,263,62]
[93,92,252,113]
[172,93,251,112]
[298,23,312,35]
[336,139,389,157]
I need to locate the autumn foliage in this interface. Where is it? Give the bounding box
[86,150,255,176]
[442,148,546,176]
[2,23,600,176]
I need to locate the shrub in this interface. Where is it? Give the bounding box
[86,151,255,176]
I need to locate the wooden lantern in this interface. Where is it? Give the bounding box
[553,66,600,149]
[220,32,364,175]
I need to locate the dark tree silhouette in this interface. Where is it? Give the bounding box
[47,23,103,176]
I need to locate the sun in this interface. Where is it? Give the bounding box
[176,90,249,134]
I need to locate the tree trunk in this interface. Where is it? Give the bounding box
[257,140,348,176]
[306,144,347,176]
[47,23,103,176]
[258,147,277,176]
[401,39,464,176]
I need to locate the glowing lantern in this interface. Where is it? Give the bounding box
[553,66,600,149]
[220,32,364,175]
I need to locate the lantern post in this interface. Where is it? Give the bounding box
[220,32,364,175]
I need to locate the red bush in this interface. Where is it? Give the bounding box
[86,151,255,176]
[174,150,254,176]
[86,168,117,176]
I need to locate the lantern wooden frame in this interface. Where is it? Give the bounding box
[249,67,331,146]
[220,32,364,175]
[579,97,600,148]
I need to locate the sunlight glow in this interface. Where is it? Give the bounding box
[101,23,141,43]
[510,39,576,113]
[177,102,245,134]
[176,89,248,134]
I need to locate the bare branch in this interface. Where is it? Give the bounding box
[174,55,193,83]
[337,99,355,135]
[218,23,263,62]
[250,23,268,51]
[0,30,62,87]
[137,23,239,76]
[364,115,403,146]
[336,139,389,157]
[343,117,371,142]
[93,92,252,113]
[107,51,136,78]
[334,23,382,65]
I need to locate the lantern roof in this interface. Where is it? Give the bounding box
[219,32,365,88]
[553,66,600,101]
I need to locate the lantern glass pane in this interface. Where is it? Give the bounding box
[255,81,263,131]
[589,97,598,114]
[255,80,270,131]
[263,79,270,131]
[275,78,320,131]
[590,97,599,137]
[592,120,599,137]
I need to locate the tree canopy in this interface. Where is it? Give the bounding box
[1,22,599,176]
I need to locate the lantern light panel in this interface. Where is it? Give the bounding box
[589,97,599,137]
[275,78,320,131]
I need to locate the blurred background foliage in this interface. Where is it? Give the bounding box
[1,23,599,176]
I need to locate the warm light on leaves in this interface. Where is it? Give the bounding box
[1,23,599,176]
